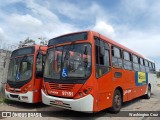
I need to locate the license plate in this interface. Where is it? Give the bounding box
[53,100,63,105]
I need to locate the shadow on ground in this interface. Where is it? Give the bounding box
[3,95,152,119]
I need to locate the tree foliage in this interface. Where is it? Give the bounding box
[18,37,35,48]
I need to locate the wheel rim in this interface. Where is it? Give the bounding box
[114,94,121,109]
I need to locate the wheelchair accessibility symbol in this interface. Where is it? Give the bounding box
[62,68,68,78]
[16,73,20,80]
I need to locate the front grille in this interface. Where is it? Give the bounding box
[49,82,74,90]
[10,94,19,98]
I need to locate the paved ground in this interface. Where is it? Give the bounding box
[0,79,160,120]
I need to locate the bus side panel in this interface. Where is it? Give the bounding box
[96,71,113,111]
[33,78,43,103]
[123,70,135,102]
[97,68,128,111]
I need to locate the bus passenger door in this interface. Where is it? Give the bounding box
[95,37,113,111]
[34,52,44,102]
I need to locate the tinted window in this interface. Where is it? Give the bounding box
[149,62,152,68]
[36,53,43,77]
[145,60,149,66]
[112,46,123,68]
[11,47,34,57]
[123,51,130,61]
[95,38,110,78]
[123,51,132,70]
[133,63,139,71]
[124,61,132,70]
[152,63,155,69]
[48,32,88,46]
[140,58,144,65]
[140,65,145,72]
[133,55,139,63]
[112,47,121,58]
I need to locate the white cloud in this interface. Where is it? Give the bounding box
[120,36,160,57]
[48,1,109,22]
[24,0,79,39]
[49,1,116,38]
[0,0,80,45]
[9,14,43,33]
[0,0,159,69]
[0,27,5,40]
[25,0,59,22]
[92,20,115,38]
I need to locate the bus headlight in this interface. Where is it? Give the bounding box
[77,87,92,98]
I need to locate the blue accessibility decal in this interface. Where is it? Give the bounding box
[16,73,20,80]
[61,68,68,78]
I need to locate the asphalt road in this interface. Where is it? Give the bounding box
[0,84,160,120]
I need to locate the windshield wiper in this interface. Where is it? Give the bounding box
[64,41,75,60]
[62,41,75,66]
[60,42,76,78]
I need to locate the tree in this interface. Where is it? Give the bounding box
[38,37,48,45]
[18,37,35,48]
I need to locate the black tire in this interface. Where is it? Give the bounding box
[144,85,151,99]
[109,89,122,113]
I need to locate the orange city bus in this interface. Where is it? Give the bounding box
[42,31,157,113]
[5,44,47,103]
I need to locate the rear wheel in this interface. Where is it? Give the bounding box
[144,85,151,99]
[110,89,122,113]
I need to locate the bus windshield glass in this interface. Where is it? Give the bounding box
[11,46,34,57]
[48,32,88,46]
[44,43,91,79]
[7,55,33,82]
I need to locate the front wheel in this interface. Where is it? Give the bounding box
[109,89,122,113]
[144,85,151,99]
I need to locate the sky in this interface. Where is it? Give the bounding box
[0,0,159,70]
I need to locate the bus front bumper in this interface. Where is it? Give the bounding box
[41,89,94,112]
[5,89,33,103]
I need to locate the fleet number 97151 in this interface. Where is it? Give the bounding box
[62,91,73,97]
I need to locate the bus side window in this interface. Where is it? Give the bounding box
[36,53,43,78]
[112,46,123,68]
[95,37,110,78]
[152,63,155,72]
[149,62,155,73]
[144,60,149,72]
[123,51,132,70]
[140,58,145,72]
[132,55,140,71]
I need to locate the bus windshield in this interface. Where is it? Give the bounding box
[44,43,91,80]
[7,55,33,82]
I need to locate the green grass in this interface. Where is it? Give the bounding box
[0,98,11,104]
[0,98,4,103]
